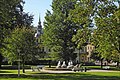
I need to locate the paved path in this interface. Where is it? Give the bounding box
[41,69,73,73]
[26,69,120,73]
[87,69,120,72]
[39,69,120,73]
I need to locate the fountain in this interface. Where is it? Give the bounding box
[48,61,73,71]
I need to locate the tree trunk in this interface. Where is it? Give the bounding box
[0,63,1,69]
[49,60,51,68]
[22,58,25,73]
[0,54,3,69]
[117,61,120,68]
[100,58,103,69]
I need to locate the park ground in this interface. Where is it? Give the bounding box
[0,65,120,80]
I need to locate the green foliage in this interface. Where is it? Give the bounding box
[72,29,91,48]
[0,0,33,68]
[70,0,96,49]
[0,0,33,49]
[1,27,36,64]
[50,46,63,60]
[93,0,120,62]
[43,0,77,61]
[69,0,120,63]
[0,0,33,29]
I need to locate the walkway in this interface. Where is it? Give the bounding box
[39,69,119,73]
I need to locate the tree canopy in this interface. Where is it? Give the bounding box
[0,0,34,69]
[93,0,120,63]
[43,0,77,61]
[1,27,38,72]
[43,0,120,65]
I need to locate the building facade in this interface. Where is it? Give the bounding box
[75,43,94,63]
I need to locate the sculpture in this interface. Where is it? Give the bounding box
[56,61,61,68]
[67,61,74,69]
[61,61,67,68]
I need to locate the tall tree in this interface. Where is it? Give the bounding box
[0,0,23,68]
[71,0,97,47]
[1,27,38,73]
[0,0,33,68]
[94,0,120,67]
[69,0,120,68]
[70,0,96,62]
[43,0,77,61]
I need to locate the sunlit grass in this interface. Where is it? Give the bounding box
[0,69,120,80]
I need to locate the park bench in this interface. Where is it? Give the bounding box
[103,66,110,69]
[72,64,85,72]
[31,65,44,72]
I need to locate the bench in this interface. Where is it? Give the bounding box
[72,66,84,72]
[72,64,85,72]
[31,65,44,72]
[103,66,110,69]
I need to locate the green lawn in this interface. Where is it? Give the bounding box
[84,65,120,71]
[0,70,120,80]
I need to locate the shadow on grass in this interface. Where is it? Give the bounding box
[1,65,31,70]
[0,72,120,80]
[0,71,12,73]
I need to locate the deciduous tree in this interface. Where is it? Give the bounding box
[0,0,33,68]
[94,0,120,67]
[43,0,77,61]
[1,27,37,73]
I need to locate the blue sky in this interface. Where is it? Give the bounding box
[24,0,52,27]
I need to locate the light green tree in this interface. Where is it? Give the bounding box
[1,27,37,73]
[70,0,96,48]
[70,0,120,68]
[94,0,120,67]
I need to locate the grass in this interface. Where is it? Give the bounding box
[0,69,120,80]
[0,65,120,80]
[83,65,120,71]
